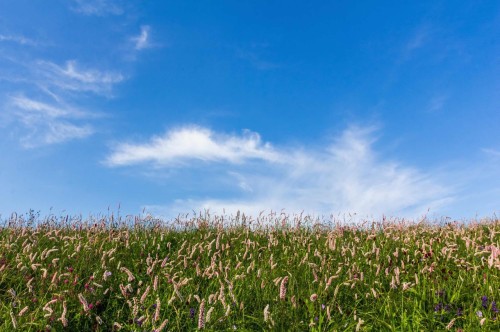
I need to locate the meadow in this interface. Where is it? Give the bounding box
[0,211,499,331]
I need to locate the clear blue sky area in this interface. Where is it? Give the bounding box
[0,1,498,220]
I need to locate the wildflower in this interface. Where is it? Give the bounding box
[140,286,150,304]
[264,304,270,322]
[434,303,443,312]
[120,267,135,282]
[198,299,206,329]
[103,270,112,281]
[190,307,195,319]
[355,318,364,332]
[78,293,90,312]
[154,319,168,332]
[482,296,488,309]
[119,284,128,298]
[492,301,499,314]
[310,294,318,302]
[476,310,483,318]
[153,275,159,291]
[135,317,144,327]
[457,307,463,317]
[18,306,29,317]
[59,301,68,327]
[445,318,456,330]
[321,304,326,310]
[51,272,58,285]
[8,289,16,298]
[206,307,214,323]
[279,276,289,301]
[10,311,17,329]
[402,282,413,291]
[154,297,161,322]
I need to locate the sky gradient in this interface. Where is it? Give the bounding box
[1,1,499,221]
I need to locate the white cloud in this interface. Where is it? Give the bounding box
[106,126,280,166]
[71,0,124,16]
[132,26,151,50]
[108,125,452,219]
[8,95,94,147]
[36,60,124,95]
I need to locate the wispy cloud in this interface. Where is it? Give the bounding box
[108,125,452,218]
[1,58,123,147]
[71,0,124,16]
[10,95,88,118]
[0,34,38,46]
[35,60,124,96]
[7,95,94,147]
[106,126,280,166]
[132,26,152,51]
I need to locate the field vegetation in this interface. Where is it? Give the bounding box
[0,211,499,331]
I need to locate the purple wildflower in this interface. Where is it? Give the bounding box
[457,307,463,317]
[190,307,195,318]
[482,296,488,309]
[492,301,498,314]
[434,303,443,312]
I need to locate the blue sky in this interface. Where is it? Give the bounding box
[0,0,498,221]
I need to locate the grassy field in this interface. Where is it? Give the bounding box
[0,212,499,331]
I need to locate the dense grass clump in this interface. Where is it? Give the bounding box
[0,212,499,331]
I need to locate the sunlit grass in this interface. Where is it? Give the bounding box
[0,211,499,331]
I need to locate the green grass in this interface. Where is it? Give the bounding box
[0,212,499,331]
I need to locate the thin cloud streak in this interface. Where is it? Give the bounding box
[10,96,88,119]
[35,60,124,96]
[108,125,452,218]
